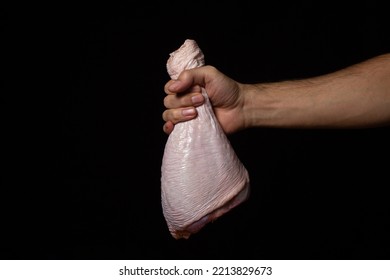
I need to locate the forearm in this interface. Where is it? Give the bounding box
[244,53,390,129]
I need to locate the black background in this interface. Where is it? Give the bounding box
[2,1,390,260]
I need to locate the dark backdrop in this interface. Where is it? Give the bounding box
[2,1,390,260]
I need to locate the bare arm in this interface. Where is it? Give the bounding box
[244,53,390,129]
[163,54,390,134]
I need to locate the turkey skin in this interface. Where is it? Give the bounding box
[161,39,250,239]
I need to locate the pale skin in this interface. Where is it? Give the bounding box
[163,53,390,134]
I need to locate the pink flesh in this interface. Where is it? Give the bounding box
[161,39,250,239]
[173,183,250,239]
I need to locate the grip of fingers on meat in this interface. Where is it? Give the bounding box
[161,39,250,239]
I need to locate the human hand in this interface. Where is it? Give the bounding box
[162,65,247,134]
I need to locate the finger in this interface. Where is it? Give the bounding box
[162,107,198,124]
[164,80,177,94]
[164,92,204,109]
[167,66,216,92]
[164,78,203,95]
[163,121,174,134]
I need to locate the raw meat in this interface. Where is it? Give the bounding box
[161,39,250,239]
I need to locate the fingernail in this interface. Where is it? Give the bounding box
[182,108,196,116]
[191,94,204,106]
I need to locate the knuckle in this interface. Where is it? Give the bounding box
[172,110,183,123]
[162,109,181,124]
[162,110,168,122]
[206,65,217,73]
[163,96,171,108]
[164,80,174,94]
[179,69,189,79]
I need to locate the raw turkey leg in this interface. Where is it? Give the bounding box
[161,39,250,239]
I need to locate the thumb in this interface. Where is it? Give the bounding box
[168,66,210,92]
